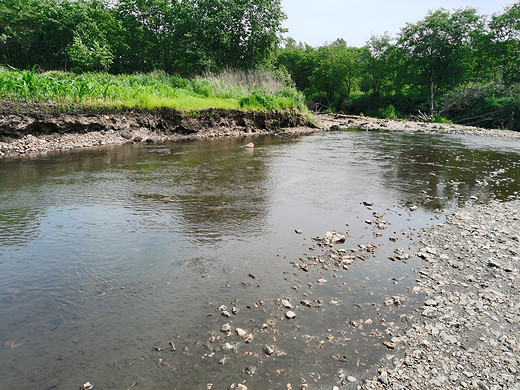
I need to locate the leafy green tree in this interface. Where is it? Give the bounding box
[310,39,361,109]
[360,33,397,96]
[398,8,483,116]
[489,1,520,85]
[276,38,317,92]
[115,0,286,74]
[67,23,114,72]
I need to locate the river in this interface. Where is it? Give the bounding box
[0,130,519,389]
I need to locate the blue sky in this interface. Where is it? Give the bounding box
[281,0,515,47]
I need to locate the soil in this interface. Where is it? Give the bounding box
[2,102,519,159]
[0,102,318,158]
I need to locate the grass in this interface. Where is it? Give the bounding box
[0,67,307,111]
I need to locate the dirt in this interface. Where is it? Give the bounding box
[0,102,318,157]
[1,102,519,158]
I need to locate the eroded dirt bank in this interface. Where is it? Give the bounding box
[0,102,318,158]
[2,103,520,158]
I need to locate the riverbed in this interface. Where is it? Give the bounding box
[0,129,519,389]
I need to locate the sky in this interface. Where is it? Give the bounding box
[281,0,515,47]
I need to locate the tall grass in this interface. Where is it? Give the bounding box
[0,67,307,111]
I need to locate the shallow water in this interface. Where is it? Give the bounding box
[0,130,519,389]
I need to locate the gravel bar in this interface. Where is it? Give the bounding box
[357,200,520,390]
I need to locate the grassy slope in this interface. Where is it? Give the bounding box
[0,68,307,112]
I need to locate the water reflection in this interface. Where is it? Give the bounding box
[358,131,520,209]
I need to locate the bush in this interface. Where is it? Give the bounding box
[433,115,452,124]
[378,104,397,119]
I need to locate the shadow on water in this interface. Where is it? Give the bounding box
[0,130,519,389]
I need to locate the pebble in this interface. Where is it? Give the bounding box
[221,324,231,332]
[285,311,296,319]
[362,200,520,390]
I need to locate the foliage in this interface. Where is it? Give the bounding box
[433,115,453,124]
[0,0,286,75]
[2,0,520,130]
[276,2,520,130]
[378,104,397,119]
[0,68,306,111]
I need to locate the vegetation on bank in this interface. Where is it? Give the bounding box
[1,0,519,130]
[0,67,307,111]
[276,3,520,130]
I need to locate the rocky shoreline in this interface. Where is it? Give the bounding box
[1,102,519,158]
[358,200,520,390]
[321,113,520,140]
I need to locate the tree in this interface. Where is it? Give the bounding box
[115,0,286,74]
[398,8,483,116]
[489,1,520,85]
[67,22,114,72]
[310,39,361,109]
[276,38,317,92]
[361,33,397,96]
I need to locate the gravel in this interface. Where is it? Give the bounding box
[357,199,520,390]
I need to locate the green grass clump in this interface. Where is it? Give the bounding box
[0,67,307,111]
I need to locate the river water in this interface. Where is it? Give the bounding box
[0,130,519,390]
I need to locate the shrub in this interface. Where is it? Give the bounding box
[378,104,397,119]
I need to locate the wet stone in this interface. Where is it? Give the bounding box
[285,311,296,319]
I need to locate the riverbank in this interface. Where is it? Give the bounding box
[357,199,520,390]
[2,103,520,158]
[321,113,520,139]
[0,102,318,158]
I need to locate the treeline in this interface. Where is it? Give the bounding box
[0,0,285,75]
[277,4,520,130]
[1,0,519,129]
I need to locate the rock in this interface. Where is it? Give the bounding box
[285,311,296,319]
[347,376,356,382]
[295,229,302,234]
[244,366,257,375]
[325,231,346,243]
[281,299,293,308]
[236,328,247,337]
[80,382,94,390]
[169,341,176,351]
[487,260,501,268]
[222,343,238,353]
[221,324,231,332]
[378,371,389,385]
[263,345,275,356]
[150,148,171,155]
[245,142,254,148]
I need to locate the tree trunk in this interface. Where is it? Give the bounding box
[429,74,435,118]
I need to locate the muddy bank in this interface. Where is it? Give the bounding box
[356,200,520,390]
[0,102,318,158]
